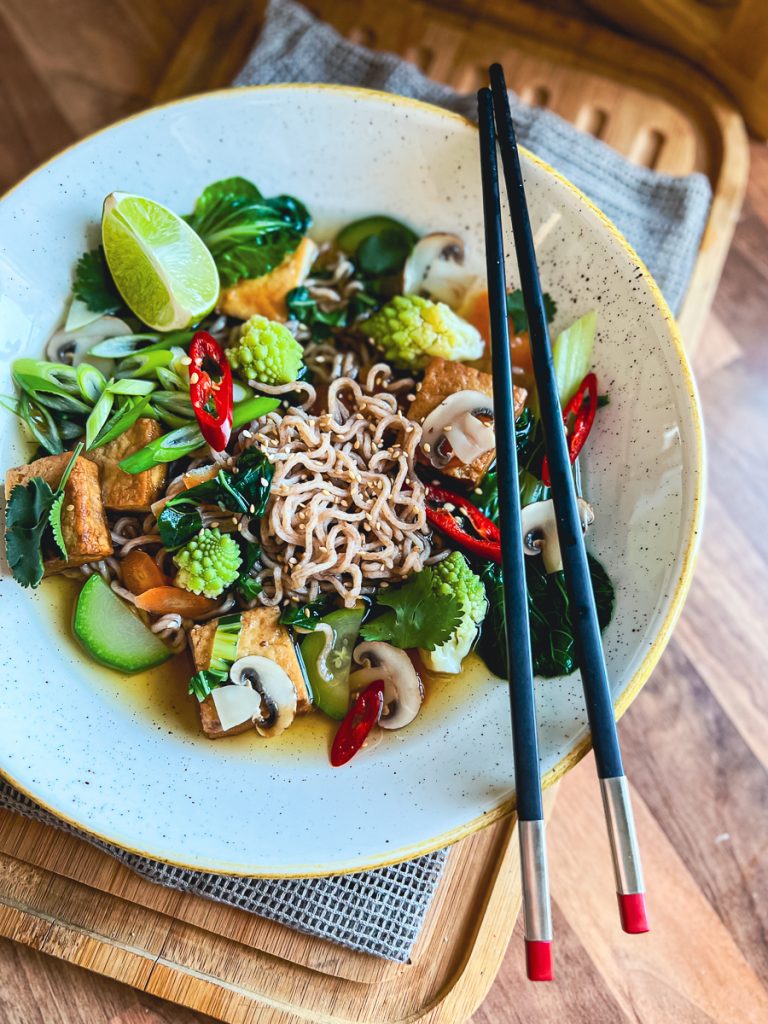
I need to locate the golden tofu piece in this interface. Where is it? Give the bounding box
[218,236,318,322]
[189,608,311,739]
[5,453,112,574]
[85,418,166,512]
[408,357,527,486]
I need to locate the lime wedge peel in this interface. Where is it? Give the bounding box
[102,191,219,331]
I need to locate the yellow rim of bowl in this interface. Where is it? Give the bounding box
[0,83,705,877]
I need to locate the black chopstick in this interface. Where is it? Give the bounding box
[488,62,649,935]
[477,87,553,983]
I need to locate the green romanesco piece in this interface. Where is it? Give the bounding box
[421,551,487,674]
[173,528,242,599]
[227,314,304,385]
[365,294,483,370]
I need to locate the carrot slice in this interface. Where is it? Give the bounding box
[134,586,219,617]
[121,550,169,596]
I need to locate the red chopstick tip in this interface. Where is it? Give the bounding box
[618,892,650,934]
[525,940,554,981]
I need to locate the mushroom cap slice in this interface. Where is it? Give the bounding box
[227,655,298,738]
[420,389,495,467]
[521,497,594,574]
[353,641,423,730]
[402,232,476,308]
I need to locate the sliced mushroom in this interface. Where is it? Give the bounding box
[420,390,495,468]
[222,655,298,737]
[46,315,131,368]
[352,641,423,730]
[521,498,595,574]
[402,232,477,308]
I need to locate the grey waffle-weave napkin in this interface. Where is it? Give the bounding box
[1,0,712,963]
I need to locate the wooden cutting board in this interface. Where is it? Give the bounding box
[0,788,557,1023]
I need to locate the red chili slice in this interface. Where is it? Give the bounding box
[189,331,233,452]
[330,680,385,767]
[541,372,598,488]
[425,483,502,564]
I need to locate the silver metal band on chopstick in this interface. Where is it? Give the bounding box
[600,776,645,895]
[519,820,553,942]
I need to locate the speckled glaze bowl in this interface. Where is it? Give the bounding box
[0,86,704,875]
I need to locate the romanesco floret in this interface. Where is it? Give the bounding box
[173,528,242,599]
[421,551,487,674]
[227,314,304,385]
[365,294,483,370]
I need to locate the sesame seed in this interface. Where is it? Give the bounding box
[210,521,219,529]
[423,442,432,453]
[241,429,252,439]
[406,393,416,402]
[416,382,423,392]
[66,503,75,512]
[249,504,256,514]
[444,425,452,432]
[474,487,483,495]
[260,477,269,487]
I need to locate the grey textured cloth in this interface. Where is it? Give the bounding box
[236,0,712,313]
[1,0,712,963]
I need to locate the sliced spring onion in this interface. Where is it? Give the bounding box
[19,392,64,454]
[114,349,174,379]
[85,388,115,449]
[12,359,80,399]
[76,362,107,403]
[155,367,187,392]
[120,396,280,474]
[151,391,196,417]
[90,395,153,450]
[107,378,157,396]
[89,329,195,359]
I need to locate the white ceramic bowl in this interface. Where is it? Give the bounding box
[0,86,704,875]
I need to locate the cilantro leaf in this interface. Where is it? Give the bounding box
[5,478,57,587]
[73,247,127,316]
[48,492,67,558]
[506,289,557,334]
[279,596,330,629]
[361,568,463,651]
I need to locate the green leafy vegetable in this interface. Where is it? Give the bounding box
[73,246,128,316]
[286,285,379,339]
[188,613,243,701]
[361,567,464,651]
[157,449,274,549]
[186,177,311,288]
[48,492,67,558]
[477,555,614,679]
[235,542,263,601]
[474,408,534,523]
[506,289,557,335]
[279,596,331,630]
[5,478,57,588]
[4,443,83,587]
[336,215,417,273]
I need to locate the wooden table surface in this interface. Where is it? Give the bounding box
[1,2,767,1022]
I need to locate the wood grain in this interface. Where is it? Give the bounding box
[0,1,765,1022]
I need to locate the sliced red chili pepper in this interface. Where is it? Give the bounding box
[425,483,502,564]
[541,372,598,487]
[330,679,385,767]
[189,331,233,452]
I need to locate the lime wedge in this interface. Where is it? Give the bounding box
[102,191,219,331]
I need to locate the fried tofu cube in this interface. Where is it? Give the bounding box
[188,608,311,739]
[5,453,112,574]
[408,357,526,485]
[218,236,318,321]
[85,418,167,512]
